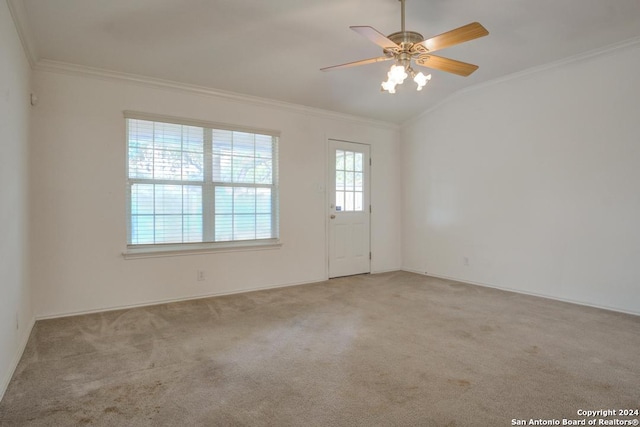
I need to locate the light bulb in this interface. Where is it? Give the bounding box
[414,72,432,91]
[388,64,408,85]
[381,79,397,93]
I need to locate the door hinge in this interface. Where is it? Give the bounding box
[369,157,372,166]
[369,252,372,260]
[369,205,372,213]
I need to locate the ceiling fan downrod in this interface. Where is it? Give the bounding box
[388,0,424,49]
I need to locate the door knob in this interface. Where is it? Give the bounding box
[330,215,336,219]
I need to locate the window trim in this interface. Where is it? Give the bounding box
[123,111,280,139]
[122,240,282,260]
[122,111,281,258]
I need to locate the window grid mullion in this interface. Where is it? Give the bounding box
[128,178,202,186]
[181,127,185,242]
[203,128,214,242]
[153,184,157,244]
[152,122,157,244]
[253,137,257,240]
[272,137,278,238]
[231,132,235,241]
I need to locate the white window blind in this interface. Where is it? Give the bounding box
[125,113,279,250]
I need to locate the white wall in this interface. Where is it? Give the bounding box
[402,42,640,314]
[30,69,401,318]
[0,0,33,400]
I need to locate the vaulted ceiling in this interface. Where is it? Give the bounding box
[15,0,640,123]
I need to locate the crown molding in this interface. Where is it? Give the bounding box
[5,0,38,66]
[402,34,640,129]
[34,59,399,131]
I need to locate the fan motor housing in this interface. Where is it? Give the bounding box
[387,31,424,46]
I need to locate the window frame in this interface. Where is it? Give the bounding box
[123,111,281,259]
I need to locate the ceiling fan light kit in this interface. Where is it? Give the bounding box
[321,0,489,94]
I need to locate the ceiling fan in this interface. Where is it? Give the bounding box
[321,0,489,93]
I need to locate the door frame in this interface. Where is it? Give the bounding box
[325,137,372,279]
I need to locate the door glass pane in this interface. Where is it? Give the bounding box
[336,171,345,191]
[336,150,344,170]
[345,151,354,171]
[355,172,363,192]
[345,192,354,211]
[355,153,363,172]
[346,172,354,191]
[355,192,363,211]
[335,191,344,211]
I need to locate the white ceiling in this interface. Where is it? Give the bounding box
[17,0,640,123]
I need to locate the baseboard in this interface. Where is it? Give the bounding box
[401,268,640,317]
[400,267,426,275]
[35,277,328,321]
[0,315,36,402]
[370,268,403,274]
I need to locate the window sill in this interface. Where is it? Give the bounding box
[122,240,282,259]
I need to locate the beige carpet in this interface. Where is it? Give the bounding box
[1,271,639,426]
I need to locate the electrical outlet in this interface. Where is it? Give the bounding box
[463,257,469,267]
[197,270,205,281]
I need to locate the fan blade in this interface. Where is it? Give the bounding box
[415,54,479,77]
[350,26,399,50]
[419,22,488,53]
[321,56,392,72]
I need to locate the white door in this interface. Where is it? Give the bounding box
[329,140,371,278]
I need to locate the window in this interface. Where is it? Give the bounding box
[335,149,364,212]
[125,112,279,253]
